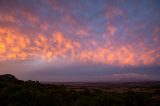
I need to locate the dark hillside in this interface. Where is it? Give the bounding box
[0,74,160,106]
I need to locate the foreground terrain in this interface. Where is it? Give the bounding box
[0,74,160,106]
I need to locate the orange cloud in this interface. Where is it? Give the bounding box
[106,6,124,21]
[76,29,89,36]
[0,26,158,66]
[140,50,157,65]
[0,14,17,23]
[21,10,39,24]
[152,27,160,42]
[107,25,116,35]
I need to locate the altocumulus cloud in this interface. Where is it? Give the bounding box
[0,0,160,81]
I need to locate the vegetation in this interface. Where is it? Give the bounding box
[0,74,160,106]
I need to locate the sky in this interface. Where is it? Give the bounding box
[0,0,160,82]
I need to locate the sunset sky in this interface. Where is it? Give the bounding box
[0,0,160,82]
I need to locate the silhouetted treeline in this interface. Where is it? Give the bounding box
[0,74,160,106]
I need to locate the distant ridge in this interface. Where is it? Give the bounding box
[0,74,18,81]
